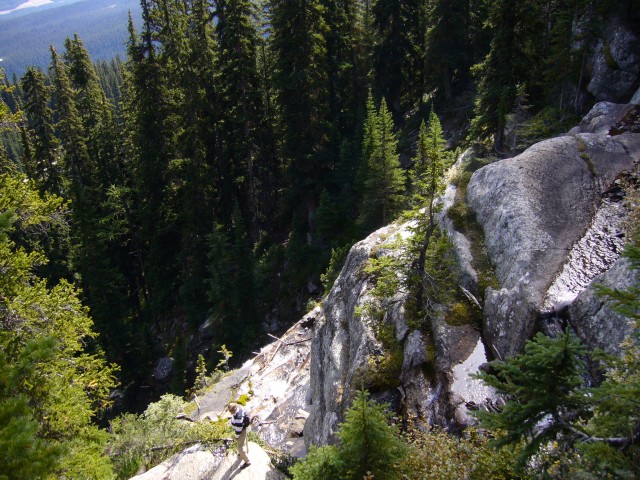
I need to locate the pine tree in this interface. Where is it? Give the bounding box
[372,0,426,122]
[469,0,544,151]
[270,0,330,242]
[357,94,405,232]
[20,67,63,195]
[474,330,588,469]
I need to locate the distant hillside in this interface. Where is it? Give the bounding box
[0,0,141,79]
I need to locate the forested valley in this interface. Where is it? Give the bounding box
[1,0,639,478]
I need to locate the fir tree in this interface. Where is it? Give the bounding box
[206,206,258,352]
[270,0,330,242]
[357,94,405,232]
[63,34,119,186]
[49,46,94,200]
[20,67,63,195]
[292,390,408,479]
[425,0,471,100]
[372,0,426,122]
[215,0,269,237]
[475,330,588,470]
[469,0,544,151]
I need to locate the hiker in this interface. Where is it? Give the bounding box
[228,402,251,467]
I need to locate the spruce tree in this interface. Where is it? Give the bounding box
[469,0,544,151]
[474,330,588,469]
[270,0,330,242]
[206,206,258,352]
[372,0,426,122]
[357,95,405,232]
[49,46,94,200]
[63,34,119,186]
[425,0,471,100]
[122,5,180,318]
[215,0,267,236]
[20,67,63,195]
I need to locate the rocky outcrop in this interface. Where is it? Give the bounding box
[467,102,639,359]
[137,104,639,473]
[130,442,284,480]
[587,16,640,103]
[304,219,493,446]
[568,256,638,356]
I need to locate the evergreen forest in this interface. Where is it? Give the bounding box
[1,0,639,478]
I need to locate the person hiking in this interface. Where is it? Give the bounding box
[228,402,251,467]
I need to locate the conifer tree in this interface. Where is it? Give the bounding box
[337,390,408,479]
[63,34,119,186]
[0,174,118,478]
[413,109,447,221]
[292,390,408,479]
[425,0,471,100]
[372,0,426,122]
[215,0,268,236]
[122,6,180,317]
[475,330,587,469]
[20,67,63,195]
[411,109,447,303]
[49,46,94,200]
[357,94,405,232]
[206,205,258,352]
[270,0,330,242]
[469,0,544,151]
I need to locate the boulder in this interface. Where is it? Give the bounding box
[130,442,284,480]
[568,256,638,356]
[154,357,174,382]
[587,19,640,103]
[305,219,498,447]
[467,103,638,359]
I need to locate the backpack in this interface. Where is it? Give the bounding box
[242,411,251,428]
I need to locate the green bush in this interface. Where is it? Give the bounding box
[108,394,232,479]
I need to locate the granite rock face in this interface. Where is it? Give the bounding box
[588,18,640,103]
[305,220,491,446]
[467,102,638,359]
[568,257,638,356]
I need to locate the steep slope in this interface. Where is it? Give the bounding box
[136,102,639,471]
[305,102,639,447]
